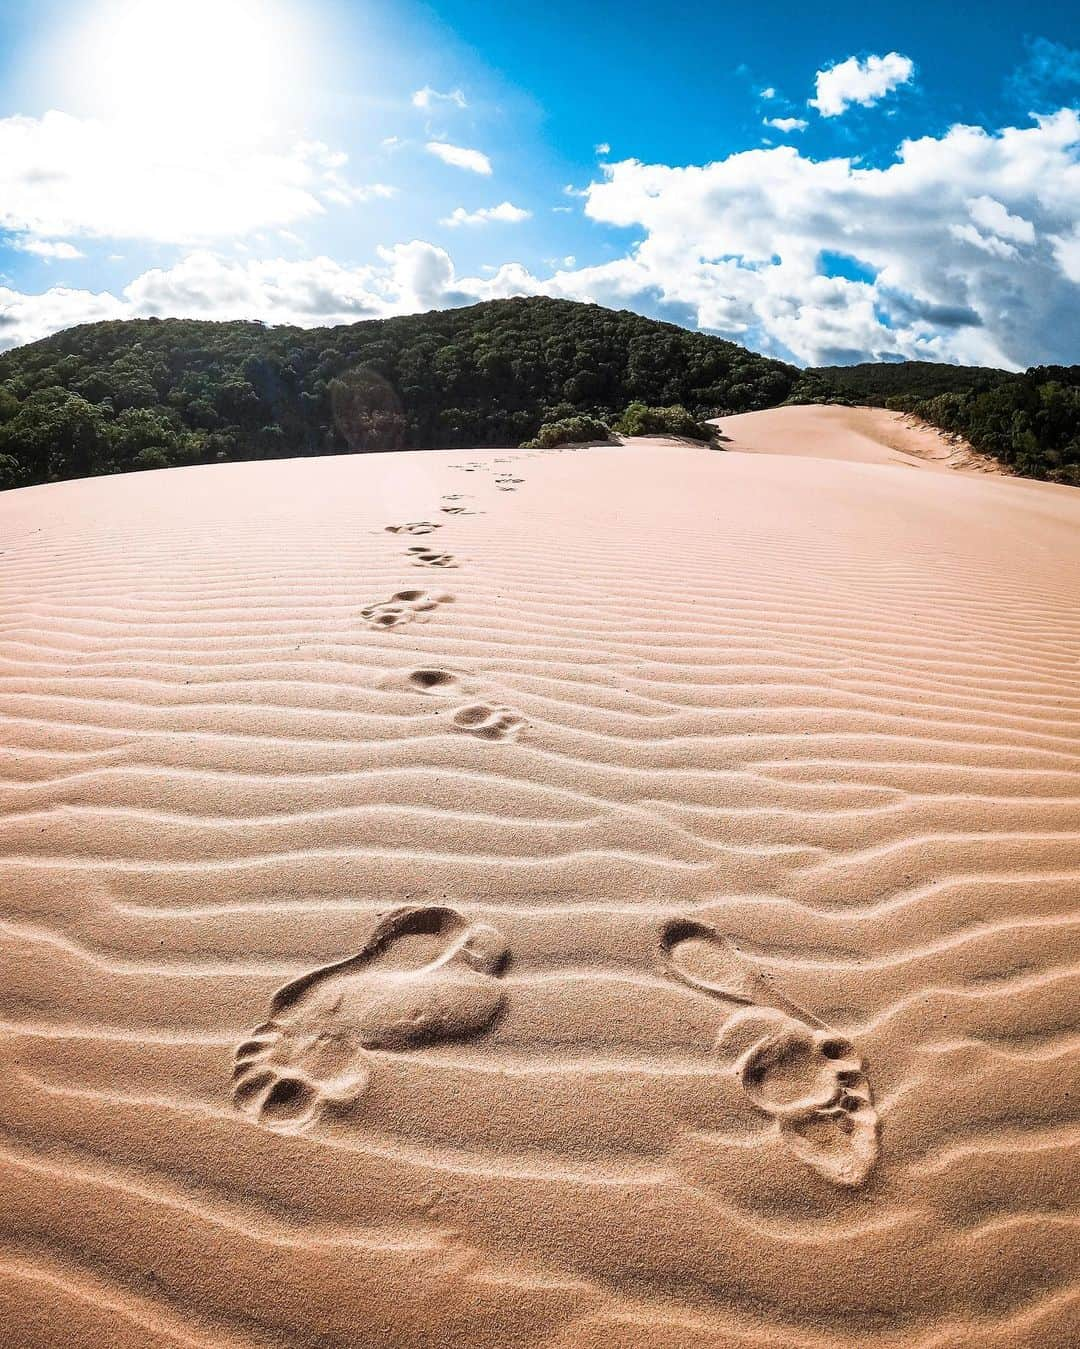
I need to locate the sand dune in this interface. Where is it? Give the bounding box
[715,403,1004,472]
[1,407,1078,1346]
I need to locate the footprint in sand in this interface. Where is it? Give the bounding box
[407,545,459,569]
[660,919,880,1187]
[385,521,442,536]
[441,494,479,516]
[496,476,524,492]
[232,906,510,1131]
[451,702,524,741]
[360,589,454,629]
[376,666,462,696]
[406,667,460,694]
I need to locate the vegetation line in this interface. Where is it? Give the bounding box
[0,298,1075,487]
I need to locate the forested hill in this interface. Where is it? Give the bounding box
[0,298,796,487]
[0,296,1075,487]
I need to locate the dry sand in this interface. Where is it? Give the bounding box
[0,406,1078,1347]
[715,403,1004,472]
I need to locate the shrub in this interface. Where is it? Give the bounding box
[0,453,25,490]
[613,401,713,440]
[131,446,173,471]
[522,414,612,448]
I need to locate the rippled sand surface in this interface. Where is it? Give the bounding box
[1,410,1078,1347]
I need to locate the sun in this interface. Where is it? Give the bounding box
[63,0,316,144]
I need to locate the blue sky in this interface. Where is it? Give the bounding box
[0,0,1078,366]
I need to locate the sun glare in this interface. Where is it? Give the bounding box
[64,0,315,142]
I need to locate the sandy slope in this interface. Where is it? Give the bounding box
[714,404,1003,472]
[0,407,1078,1347]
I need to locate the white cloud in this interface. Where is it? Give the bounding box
[3,112,1078,371]
[1050,228,1080,283]
[967,195,1035,243]
[0,111,376,246]
[554,110,1080,366]
[441,201,531,226]
[0,282,128,347]
[948,223,1018,259]
[121,251,389,324]
[425,141,492,174]
[764,117,808,133]
[0,241,540,349]
[760,87,777,101]
[9,237,84,259]
[595,142,611,156]
[810,53,914,118]
[321,182,397,207]
[412,86,467,111]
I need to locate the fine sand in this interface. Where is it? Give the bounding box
[1,407,1078,1347]
[714,404,1005,472]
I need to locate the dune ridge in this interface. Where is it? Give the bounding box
[1,408,1078,1346]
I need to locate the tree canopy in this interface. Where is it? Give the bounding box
[0,298,795,487]
[0,298,1074,488]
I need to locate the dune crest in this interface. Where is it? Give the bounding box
[1,412,1077,1346]
[715,403,1004,472]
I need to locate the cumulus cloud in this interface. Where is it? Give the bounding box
[0,111,381,246]
[948,224,1018,260]
[810,52,914,117]
[441,201,531,226]
[763,117,808,133]
[595,142,611,155]
[0,242,526,348]
[553,110,1079,366]
[760,87,777,101]
[967,195,1035,243]
[412,86,467,110]
[4,112,1079,370]
[425,141,492,174]
[0,282,128,347]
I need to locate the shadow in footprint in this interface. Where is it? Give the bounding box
[376,666,462,696]
[360,589,454,629]
[407,668,460,694]
[385,522,442,536]
[660,919,880,1188]
[232,906,510,1131]
[407,546,459,569]
[451,702,524,742]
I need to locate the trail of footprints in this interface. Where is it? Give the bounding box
[367,460,528,737]
[231,906,879,1187]
[240,451,883,1187]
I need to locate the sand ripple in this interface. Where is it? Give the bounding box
[1,416,1078,1345]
